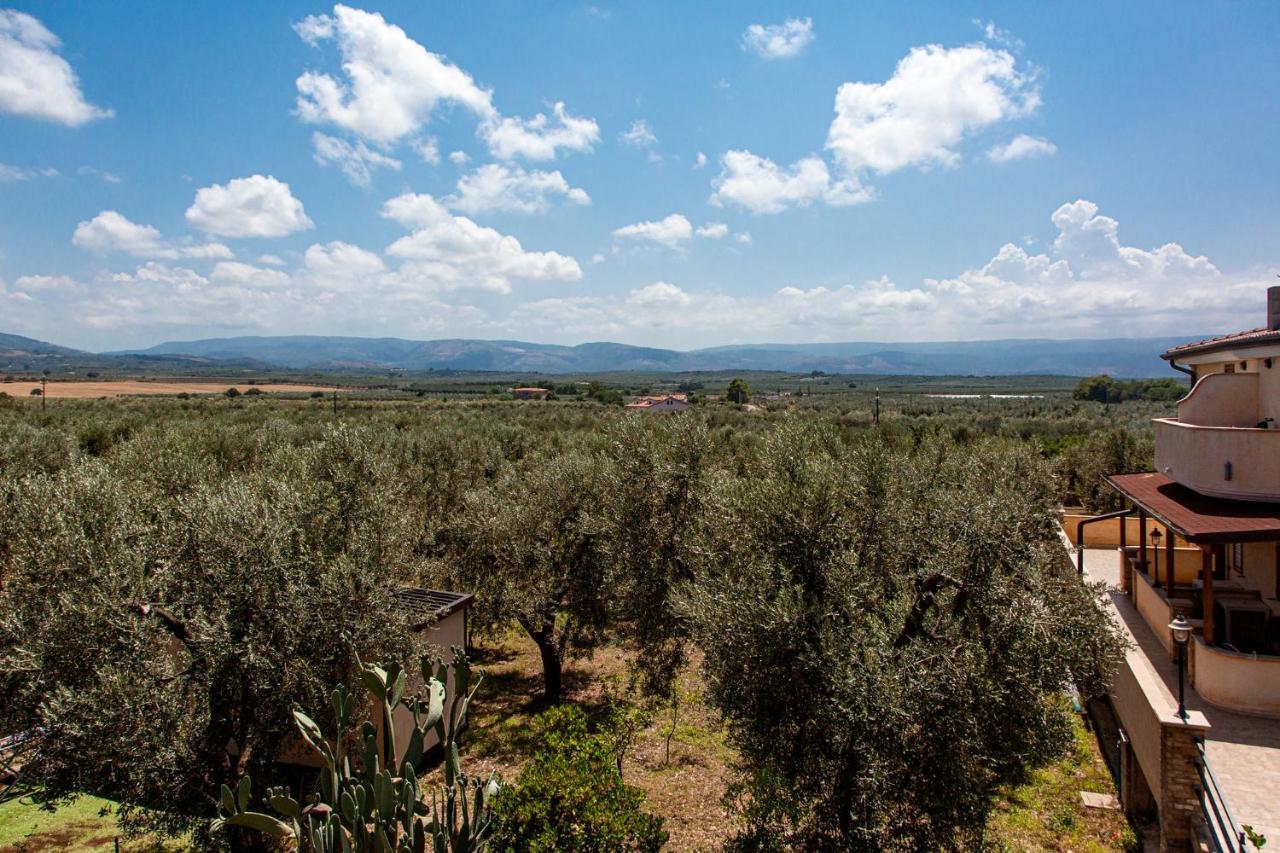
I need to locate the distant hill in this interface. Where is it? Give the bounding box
[0,332,271,375]
[118,333,1194,378]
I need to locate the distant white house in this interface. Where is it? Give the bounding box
[625,393,689,412]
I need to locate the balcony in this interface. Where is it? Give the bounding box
[1154,372,1280,501]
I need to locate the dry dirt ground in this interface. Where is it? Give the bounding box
[451,631,741,852]
[1,380,344,398]
[449,631,1137,852]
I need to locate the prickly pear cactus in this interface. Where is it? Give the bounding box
[212,651,498,852]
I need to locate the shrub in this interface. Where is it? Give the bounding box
[489,705,666,852]
[224,387,240,398]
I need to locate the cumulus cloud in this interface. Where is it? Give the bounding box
[185,175,314,238]
[619,119,657,148]
[628,281,692,307]
[304,240,386,285]
[0,10,112,126]
[987,133,1056,163]
[710,150,872,213]
[293,6,597,171]
[294,4,494,144]
[72,211,233,259]
[382,192,582,293]
[448,163,590,214]
[481,102,599,161]
[312,132,402,186]
[449,150,471,166]
[696,222,729,239]
[742,18,814,60]
[210,261,292,287]
[693,151,708,169]
[612,213,692,249]
[715,41,1040,213]
[827,43,1039,175]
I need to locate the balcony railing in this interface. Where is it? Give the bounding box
[1154,418,1280,502]
[1194,739,1250,852]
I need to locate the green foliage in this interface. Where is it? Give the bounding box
[586,381,621,405]
[488,705,666,853]
[1056,427,1153,511]
[224,387,241,398]
[726,377,751,404]
[452,448,610,704]
[213,654,497,852]
[1072,374,1187,403]
[679,424,1126,850]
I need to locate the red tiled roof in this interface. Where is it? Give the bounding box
[1105,472,1280,542]
[1162,328,1280,360]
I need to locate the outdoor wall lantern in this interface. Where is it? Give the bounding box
[1168,614,1191,721]
[1150,527,1163,579]
[1224,461,1233,481]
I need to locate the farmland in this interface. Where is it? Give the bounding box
[1,379,345,398]
[0,379,1155,850]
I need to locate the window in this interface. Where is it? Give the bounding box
[1225,363,1236,374]
[1231,543,1244,576]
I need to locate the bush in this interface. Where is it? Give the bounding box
[224,387,240,398]
[489,705,667,852]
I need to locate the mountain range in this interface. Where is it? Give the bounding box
[104,334,1195,377]
[2,330,1193,378]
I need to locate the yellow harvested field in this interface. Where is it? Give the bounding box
[1,380,346,399]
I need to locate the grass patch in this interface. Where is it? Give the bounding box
[984,713,1141,852]
[0,794,182,852]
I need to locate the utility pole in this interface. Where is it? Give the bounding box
[332,389,338,419]
[874,388,880,425]
[41,377,46,412]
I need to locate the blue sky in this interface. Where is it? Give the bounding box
[1,1,1277,351]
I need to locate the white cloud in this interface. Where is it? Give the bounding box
[710,150,872,213]
[294,4,494,144]
[976,19,1023,50]
[185,175,314,238]
[210,261,291,287]
[304,240,386,283]
[696,222,729,239]
[448,163,590,214]
[693,151,708,169]
[628,281,692,307]
[76,165,122,183]
[735,232,753,244]
[481,102,599,161]
[14,274,79,293]
[612,213,693,249]
[742,18,815,60]
[258,254,287,266]
[987,134,1056,163]
[826,43,1039,175]
[0,10,112,126]
[0,163,58,181]
[382,192,582,293]
[449,150,470,166]
[72,211,233,259]
[312,132,402,186]
[411,136,440,164]
[619,119,657,148]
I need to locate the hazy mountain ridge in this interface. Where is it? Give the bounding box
[113,333,1192,377]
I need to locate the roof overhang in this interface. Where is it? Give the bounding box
[394,588,475,629]
[1105,472,1280,543]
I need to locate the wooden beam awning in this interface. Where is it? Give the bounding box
[1106,472,1280,544]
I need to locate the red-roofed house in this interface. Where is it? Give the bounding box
[624,393,689,412]
[1071,286,1280,850]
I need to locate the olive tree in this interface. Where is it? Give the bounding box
[680,424,1124,850]
[452,448,610,704]
[0,424,427,845]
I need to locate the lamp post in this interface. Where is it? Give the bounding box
[1168,614,1191,720]
[1151,527,1163,581]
